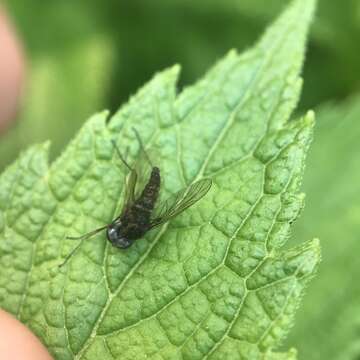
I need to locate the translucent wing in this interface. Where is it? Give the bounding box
[112,132,154,216]
[121,168,137,215]
[150,178,212,228]
[131,129,157,199]
[133,151,153,198]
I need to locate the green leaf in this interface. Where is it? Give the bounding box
[0,0,319,359]
[285,95,360,360]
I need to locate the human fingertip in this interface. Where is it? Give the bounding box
[0,309,53,360]
[0,7,25,134]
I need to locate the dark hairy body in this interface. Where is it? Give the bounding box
[107,167,160,248]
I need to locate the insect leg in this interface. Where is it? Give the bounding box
[58,241,83,268]
[66,225,107,240]
[132,127,153,167]
[111,139,133,171]
[59,225,107,268]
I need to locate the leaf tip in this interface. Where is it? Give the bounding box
[155,64,181,84]
[305,238,321,274]
[292,0,317,20]
[304,110,315,125]
[311,237,321,258]
[170,63,181,75]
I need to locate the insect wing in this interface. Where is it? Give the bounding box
[118,141,154,216]
[121,168,137,215]
[150,178,212,228]
[133,147,158,198]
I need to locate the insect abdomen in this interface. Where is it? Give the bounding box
[137,167,160,211]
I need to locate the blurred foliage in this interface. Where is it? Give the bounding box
[2,0,360,170]
[0,2,114,170]
[0,37,114,170]
[286,95,360,359]
[83,0,360,112]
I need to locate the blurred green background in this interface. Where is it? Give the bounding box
[1,1,360,359]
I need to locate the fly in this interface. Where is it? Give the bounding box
[59,128,212,267]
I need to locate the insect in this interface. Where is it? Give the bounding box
[59,128,212,267]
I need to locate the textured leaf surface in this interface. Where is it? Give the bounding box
[286,95,360,360]
[0,0,319,359]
